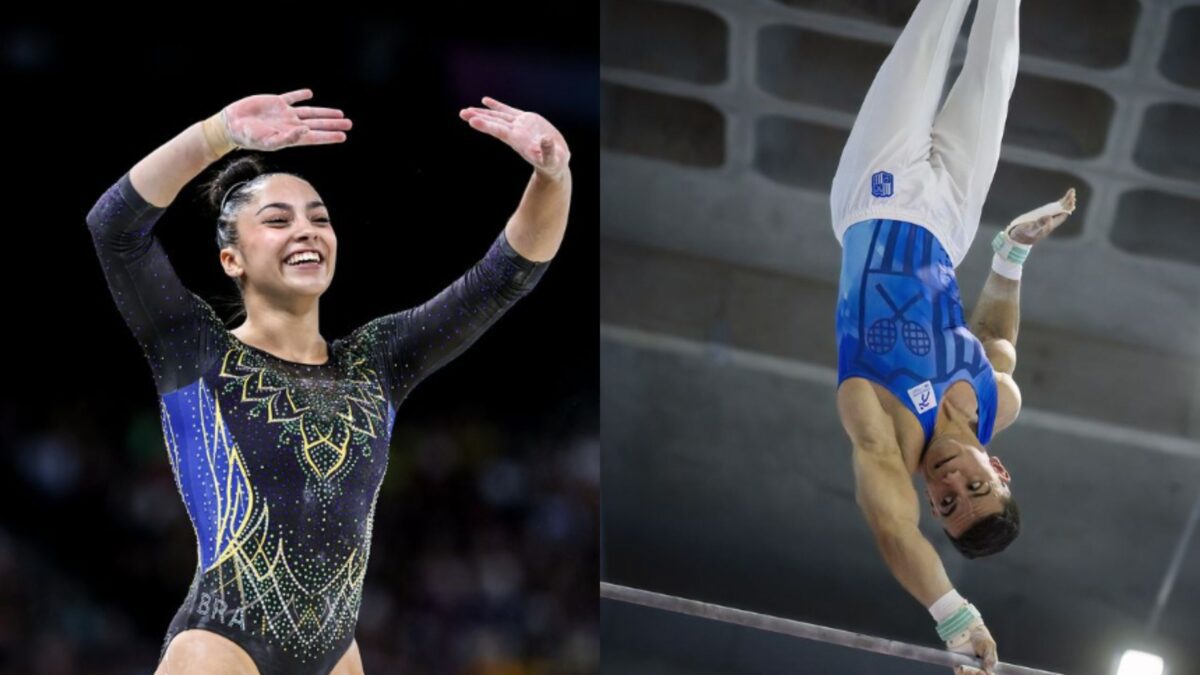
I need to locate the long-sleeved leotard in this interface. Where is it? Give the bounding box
[87,171,549,675]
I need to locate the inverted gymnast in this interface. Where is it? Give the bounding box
[86,89,571,674]
[830,2,1073,673]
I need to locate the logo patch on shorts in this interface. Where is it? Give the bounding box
[907,380,936,414]
[871,171,894,198]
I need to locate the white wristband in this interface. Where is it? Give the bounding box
[929,589,967,622]
[992,252,1023,280]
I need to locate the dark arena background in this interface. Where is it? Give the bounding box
[601,0,1200,674]
[0,9,597,675]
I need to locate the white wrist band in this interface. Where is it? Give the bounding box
[929,589,967,622]
[992,252,1023,280]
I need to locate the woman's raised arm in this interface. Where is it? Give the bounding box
[129,88,352,207]
[460,97,571,262]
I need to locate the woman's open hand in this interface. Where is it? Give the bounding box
[460,97,570,180]
[221,89,352,152]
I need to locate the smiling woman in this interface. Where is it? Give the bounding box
[86,87,572,675]
[198,154,338,348]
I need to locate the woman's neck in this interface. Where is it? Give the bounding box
[233,295,326,363]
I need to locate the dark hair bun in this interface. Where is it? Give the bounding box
[201,154,270,212]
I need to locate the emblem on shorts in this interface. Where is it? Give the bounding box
[871,171,894,198]
[907,381,937,414]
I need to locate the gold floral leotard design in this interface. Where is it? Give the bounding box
[86,172,548,674]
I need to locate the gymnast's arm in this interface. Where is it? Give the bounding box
[966,233,1024,434]
[353,230,551,405]
[837,381,957,606]
[127,116,229,209]
[85,115,228,392]
[840,383,999,673]
[87,91,351,392]
[971,190,1078,435]
[461,96,572,263]
[350,97,570,401]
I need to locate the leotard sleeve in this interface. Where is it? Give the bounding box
[87,172,227,393]
[346,230,550,405]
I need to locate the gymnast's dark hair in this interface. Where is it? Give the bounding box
[946,495,1021,559]
[198,154,278,324]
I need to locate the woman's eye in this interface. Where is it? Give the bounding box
[970,481,983,490]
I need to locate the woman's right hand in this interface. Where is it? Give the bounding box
[221,89,352,151]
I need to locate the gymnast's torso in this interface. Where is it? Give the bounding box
[159,325,389,672]
[87,171,548,674]
[835,218,998,464]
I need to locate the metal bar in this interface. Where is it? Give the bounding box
[601,581,1062,675]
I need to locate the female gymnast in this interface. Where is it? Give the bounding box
[86,88,571,674]
[829,1,1073,673]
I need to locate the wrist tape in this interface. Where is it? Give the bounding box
[936,602,983,643]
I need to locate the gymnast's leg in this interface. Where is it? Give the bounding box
[154,630,259,675]
[830,0,972,233]
[329,640,366,675]
[930,0,1022,254]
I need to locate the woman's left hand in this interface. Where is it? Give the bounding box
[460,97,571,180]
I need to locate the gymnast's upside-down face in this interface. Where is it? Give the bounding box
[920,437,1011,537]
[226,174,338,301]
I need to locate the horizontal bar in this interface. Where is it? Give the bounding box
[601,582,1062,675]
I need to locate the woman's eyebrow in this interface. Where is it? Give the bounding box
[256,200,326,215]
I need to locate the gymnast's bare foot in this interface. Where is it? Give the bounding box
[1007,188,1076,245]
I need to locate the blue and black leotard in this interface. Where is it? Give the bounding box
[835,218,998,447]
[87,172,549,674]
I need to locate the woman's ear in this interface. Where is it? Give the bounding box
[220,248,243,279]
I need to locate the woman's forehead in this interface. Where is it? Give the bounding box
[253,174,322,206]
